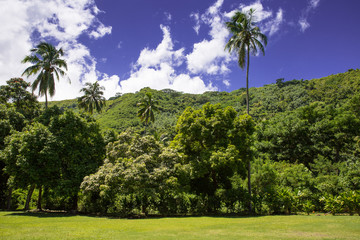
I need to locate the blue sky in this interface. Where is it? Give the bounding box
[0,0,359,100]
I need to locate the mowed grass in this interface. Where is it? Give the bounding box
[1,211,359,240]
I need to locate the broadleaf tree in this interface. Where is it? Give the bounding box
[171,103,255,212]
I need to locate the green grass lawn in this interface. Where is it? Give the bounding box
[1,211,359,240]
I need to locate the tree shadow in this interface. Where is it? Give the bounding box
[3,210,264,219]
[4,210,77,218]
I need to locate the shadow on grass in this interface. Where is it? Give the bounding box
[3,210,264,219]
[4,210,77,218]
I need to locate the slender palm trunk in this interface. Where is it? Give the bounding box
[246,49,252,214]
[45,92,48,109]
[246,50,250,115]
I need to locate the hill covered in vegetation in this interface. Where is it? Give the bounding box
[49,69,360,134]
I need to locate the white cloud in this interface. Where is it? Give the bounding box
[240,1,272,22]
[164,12,172,21]
[97,74,121,100]
[299,18,310,32]
[190,12,201,35]
[136,25,184,68]
[187,0,284,77]
[310,0,320,8]
[118,25,217,94]
[223,79,230,87]
[89,22,112,39]
[232,1,284,37]
[0,0,114,101]
[298,0,321,32]
[265,8,284,36]
[186,0,232,75]
[208,0,224,15]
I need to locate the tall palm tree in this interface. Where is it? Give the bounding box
[225,9,267,114]
[137,92,159,131]
[78,81,106,114]
[22,42,69,109]
[225,9,267,213]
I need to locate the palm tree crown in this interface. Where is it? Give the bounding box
[22,42,69,108]
[78,81,106,114]
[137,92,159,126]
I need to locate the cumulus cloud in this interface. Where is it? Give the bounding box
[0,0,113,101]
[118,25,217,94]
[89,22,112,39]
[136,25,184,68]
[239,1,272,22]
[187,0,232,75]
[187,0,284,77]
[234,1,284,37]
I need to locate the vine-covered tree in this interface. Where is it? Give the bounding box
[78,81,106,114]
[225,9,267,212]
[22,42,69,108]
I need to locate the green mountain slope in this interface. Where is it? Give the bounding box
[49,69,360,132]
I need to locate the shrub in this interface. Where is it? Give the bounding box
[320,194,344,215]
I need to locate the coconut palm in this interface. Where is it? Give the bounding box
[22,42,69,109]
[78,81,106,114]
[137,92,159,130]
[225,9,267,213]
[225,9,267,114]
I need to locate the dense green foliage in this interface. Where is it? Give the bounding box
[1,69,360,216]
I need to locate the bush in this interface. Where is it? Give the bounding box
[341,191,360,215]
[320,194,344,215]
[302,200,315,215]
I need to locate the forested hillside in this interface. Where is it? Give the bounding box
[49,69,360,134]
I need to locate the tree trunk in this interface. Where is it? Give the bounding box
[71,194,78,212]
[246,49,252,214]
[45,92,48,109]
[37,185,42,210]
[6,187,12,210]
[25,184,35,210]
[246,50,250,115]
